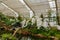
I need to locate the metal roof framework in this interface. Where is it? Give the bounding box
[0,0,60,18]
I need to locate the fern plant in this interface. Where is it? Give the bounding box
[1,33,16,40]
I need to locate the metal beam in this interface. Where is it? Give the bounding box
[19,0,35,18]
[1,2,19,17]
[55,0,60,25]
[23,0,35,16]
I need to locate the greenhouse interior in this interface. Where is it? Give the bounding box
[0,0,60,40]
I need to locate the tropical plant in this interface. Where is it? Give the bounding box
[1,33,16,40]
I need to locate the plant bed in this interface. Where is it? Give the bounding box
[0,12,60,40]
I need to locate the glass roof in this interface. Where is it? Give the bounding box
[0,0,60,18]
